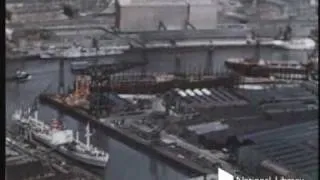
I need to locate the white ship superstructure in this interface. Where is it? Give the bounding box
[12,108,109,168]
[272,38,316,50]
[40,46,124,59]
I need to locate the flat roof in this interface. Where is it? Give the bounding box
[187,121,230,135]
[240,121,319,179]
[236,85,316,105]
[118,0,188,6]
[201,109,318,141]
[118,0,216,6]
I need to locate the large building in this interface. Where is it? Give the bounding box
[115,0,218,32]
[237,121,318,180]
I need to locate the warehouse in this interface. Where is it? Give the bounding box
[237,121,319,180]
[115,0,218,32]
[169,88,248,110]
[191,108,318,148]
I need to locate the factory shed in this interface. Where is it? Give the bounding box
[115,0,218,32]
[237,121,319,180]
[235,85,316,105]
[194,109,318,149]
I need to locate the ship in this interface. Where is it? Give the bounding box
[70,72,237,95]
[272,38,316,50]
[224,58,315,79]
[40,46,124,60]
[11,108,109,168]
[15,70,32,81]
[70,61,91,72]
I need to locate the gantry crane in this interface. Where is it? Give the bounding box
[71,38,147,118]
[84,61,147,117]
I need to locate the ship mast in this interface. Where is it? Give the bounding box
[85,122,92,148]
[75,131,79,143]
[33,99,39,121]
[254,0,261,61]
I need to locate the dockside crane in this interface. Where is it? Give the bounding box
[74,38,147,118]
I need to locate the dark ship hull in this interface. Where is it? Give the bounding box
[224,60,309,79]
[104,77,232,94]
[102,75,237,94]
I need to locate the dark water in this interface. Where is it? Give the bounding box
[5,46,308,180]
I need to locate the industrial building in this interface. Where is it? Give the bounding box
[237,121,318,180]
[115,0,218,32]
[170,84,318,150]
[167,87,248,111]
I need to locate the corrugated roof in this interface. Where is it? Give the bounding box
[118,0,216,6]
[241,121,319,179]
[118,0,188,6]
[187,121,229,135]
[186,0,215,5]
[201,110,318,145]
[236,85,316,105]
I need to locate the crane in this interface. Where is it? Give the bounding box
[74,38,147,118]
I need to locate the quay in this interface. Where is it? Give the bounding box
[7,37,278,62]
[39,94,215,177]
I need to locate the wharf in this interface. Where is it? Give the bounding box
[39,94,215,177]
[6,38,277,61]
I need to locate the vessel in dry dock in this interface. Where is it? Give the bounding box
[224,58,317,79]
[40,46,124,59]
[72,73,236,94]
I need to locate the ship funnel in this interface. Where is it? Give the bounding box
[12,110,22,121]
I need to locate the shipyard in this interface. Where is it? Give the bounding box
[5,0,318,179]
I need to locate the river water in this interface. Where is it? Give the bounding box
[5,46,308,180]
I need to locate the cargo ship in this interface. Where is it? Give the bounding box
[12,108,109,168]
[40,46,124,60]
[15,70,32,81]
[272,38,316,50]
[224,58,316,79]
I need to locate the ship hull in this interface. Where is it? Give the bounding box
[104,77,236,94]
[224,61,308,79]
[224,61,260,76]
[272,39,316,50]
[32,133,108,168]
